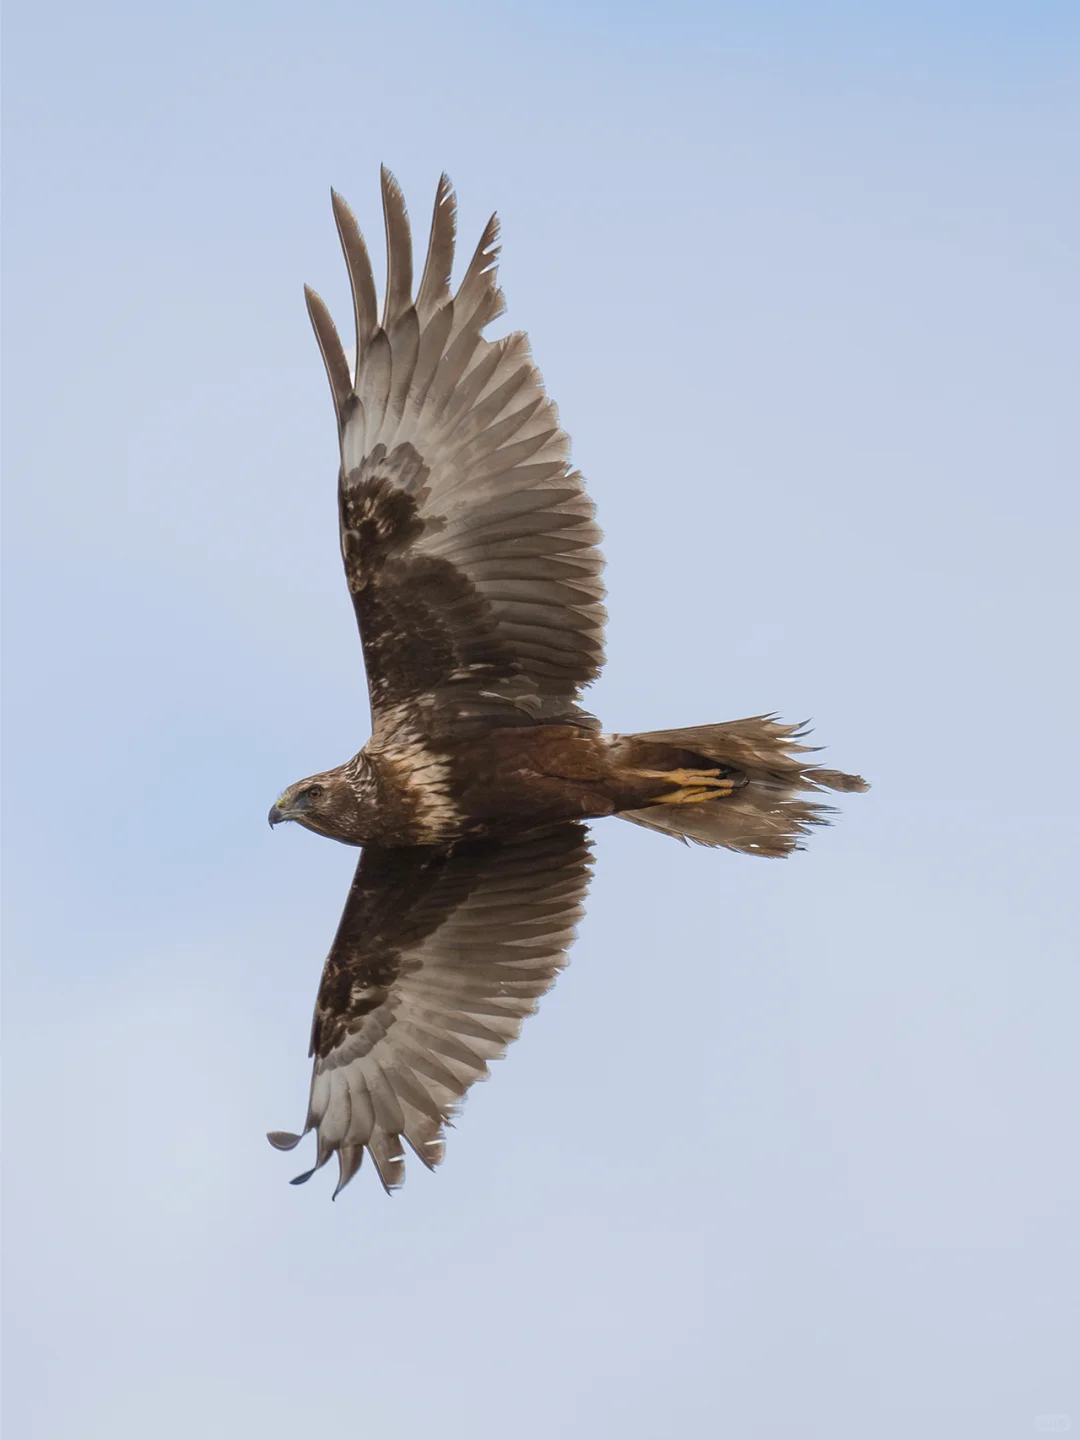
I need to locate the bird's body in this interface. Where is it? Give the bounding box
[268,171,868,1195]
[278,725,628,849]
[275,722,860,849]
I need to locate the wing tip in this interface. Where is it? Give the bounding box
[267,1129,303,1151]
[380,161,402,199]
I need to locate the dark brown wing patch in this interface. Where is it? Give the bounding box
[269,823,593,1195]
[338,448,522,719]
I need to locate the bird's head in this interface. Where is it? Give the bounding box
[268,763,373,845]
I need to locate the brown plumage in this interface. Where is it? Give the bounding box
[268,169,868,1195]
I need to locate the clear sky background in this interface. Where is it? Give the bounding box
[3,2,1078,1437]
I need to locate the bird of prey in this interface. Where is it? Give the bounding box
[268,169,867,1196]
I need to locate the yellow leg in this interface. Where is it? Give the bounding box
[654,780,739,804]
[633,767,741,805]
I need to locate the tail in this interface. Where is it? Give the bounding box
[615,714,868,858]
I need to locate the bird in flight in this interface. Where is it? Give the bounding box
[268,169,867,1196]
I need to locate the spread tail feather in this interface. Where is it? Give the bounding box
[617,714,868,858]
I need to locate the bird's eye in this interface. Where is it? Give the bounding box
[306,785,324,800]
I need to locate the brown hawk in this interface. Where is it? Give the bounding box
[268,169,867,1195]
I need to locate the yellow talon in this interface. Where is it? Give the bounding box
[635,767,721,785]
[630,765,741,805]
[655,777,738,805]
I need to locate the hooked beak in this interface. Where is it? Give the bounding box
[268,800,292,828]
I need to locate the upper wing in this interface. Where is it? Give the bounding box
[268,823,592,1195]
[306,169,606,737]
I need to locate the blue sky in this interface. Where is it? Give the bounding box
[3,3,1078,1437]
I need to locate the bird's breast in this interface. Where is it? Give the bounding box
[367,732,464,845]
